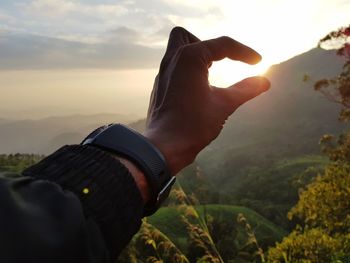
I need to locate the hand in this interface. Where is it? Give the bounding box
[144,27,270,175]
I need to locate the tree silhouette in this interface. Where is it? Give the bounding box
[314,24,350,121]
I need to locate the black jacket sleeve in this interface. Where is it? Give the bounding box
[0,145,144,263]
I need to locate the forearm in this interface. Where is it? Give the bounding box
[1,145,145,262]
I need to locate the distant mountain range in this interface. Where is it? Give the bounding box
[0,113,137,154]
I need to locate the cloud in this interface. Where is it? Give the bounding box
[21,0,128,18]
[0,31,164,70]
[26,0,76,16]
[159,0,222,14]
[0,9,13,19]
[107,26,139,43]
[91,4,128,17]
[0,9,16,27]
[0,0,226,40]
[0,0,191,70]
[14,0,219,36]
[106,22,175,46]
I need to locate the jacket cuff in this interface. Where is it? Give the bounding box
[22,144,144,258]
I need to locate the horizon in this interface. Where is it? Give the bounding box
[0,47,321,120]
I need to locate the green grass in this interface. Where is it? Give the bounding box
[148,204,287,252]
[273,155,328,170]
[148,205,188,249]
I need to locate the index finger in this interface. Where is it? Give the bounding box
[166,27,201,53]
[198,36,262,65]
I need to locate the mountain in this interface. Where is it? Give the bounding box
[196,48,346,187]
[0,118,13,125]
[0,113,137,154]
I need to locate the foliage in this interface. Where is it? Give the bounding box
[319,132,350,162]
[172,186,225,263]
[146,204,286,259]
[314,24,350,116]
[0,153,44,173]
[267,163,350,262]
[174,185,270,263]
[120,182,286,262]
[237,213,265,262]
[267,24,350,262]
[118,219,189,263]
[288,164,350,234]
[207,214,238,262]
[319,25,350,59]
[140,220,190,263]
[268,228,347,263]
[233,156,327,230]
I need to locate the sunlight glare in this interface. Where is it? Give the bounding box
[209,59,272,87]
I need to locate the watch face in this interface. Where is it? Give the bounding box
[82,124,110,144]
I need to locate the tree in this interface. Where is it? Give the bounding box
[267,24,350,262]
[267,164,350,262]
[313,24,350,121]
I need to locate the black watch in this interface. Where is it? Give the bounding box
[81,123,176,216]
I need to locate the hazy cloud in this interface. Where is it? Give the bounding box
[0,32,164,69]
[20,0,128,18]
[0,9,13,20]
[107,26,139,43]
[0,0,217,69]
[24,0,77,17]
[1,0,349,70]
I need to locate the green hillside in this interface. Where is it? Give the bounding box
[231,155,328,228]
[148,204,287,252]
[178,154,328,230]
[192,48,345,190]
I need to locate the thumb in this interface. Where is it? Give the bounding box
[220,76,270,108]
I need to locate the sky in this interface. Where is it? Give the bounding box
[0,0,350,119]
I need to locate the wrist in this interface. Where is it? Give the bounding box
[114,156,151,204]
[143,130,198,175]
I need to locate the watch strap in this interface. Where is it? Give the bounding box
[81,124,176,216]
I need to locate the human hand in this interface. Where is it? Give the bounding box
[144,27,270,175]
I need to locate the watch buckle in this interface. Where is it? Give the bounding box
[157,176,177,203]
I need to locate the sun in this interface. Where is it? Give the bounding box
[209,58,272,87]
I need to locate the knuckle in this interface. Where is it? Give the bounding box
[170,26,186,37]
[218,36,231,44]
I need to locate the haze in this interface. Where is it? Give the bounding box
[0,69,155,119]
